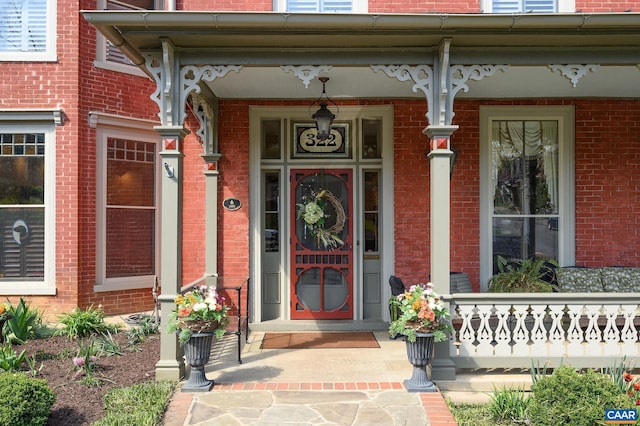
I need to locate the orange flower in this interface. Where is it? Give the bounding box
[177,307,192,317]
[624,372,633,382]
[633,382,640,392]
[0,305,5,315]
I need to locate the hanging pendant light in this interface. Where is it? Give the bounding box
[309,77,338,141]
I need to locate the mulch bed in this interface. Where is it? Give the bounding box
[18,332,161,425]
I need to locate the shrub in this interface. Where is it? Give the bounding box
[55,305,120,339]
[3,298,42,344]
[0,373,55,426]
[528,364,634,426]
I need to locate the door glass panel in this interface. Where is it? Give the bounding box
[491,120,559,273]
[261,120,281,160]
[363,171,379,252]
[295,172,348,251]
[264,171,280,252]
[362,119,381,159]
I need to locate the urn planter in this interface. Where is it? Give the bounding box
[181,332,215,392]
[403,332,437,392]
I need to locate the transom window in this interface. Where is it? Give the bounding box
[0,0,56,61]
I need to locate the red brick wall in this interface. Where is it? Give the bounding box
[573,99,640,267]
[576,1,638,11]
[176,0,272,10]
[369,0,479,13]
[443,99,640,290]
[181,97,640,298]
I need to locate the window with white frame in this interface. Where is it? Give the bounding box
[0,0,56,61]
[482,0,575,12]
[479,106,575,290]
[275,0,367,13]
[0,113,58,295]
[93,113,160,292]
[94,0,159,76]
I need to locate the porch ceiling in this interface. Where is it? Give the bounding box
[83,11,640,100]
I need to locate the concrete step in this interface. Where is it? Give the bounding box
[436,372,533,404]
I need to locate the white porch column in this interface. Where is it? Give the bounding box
[155,126,188,381]
[424,124,458,381]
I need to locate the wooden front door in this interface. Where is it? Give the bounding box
[290,169,353,319]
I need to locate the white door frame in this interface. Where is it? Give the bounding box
[249,105,395,323]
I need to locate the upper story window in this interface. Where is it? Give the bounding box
[275,0,367,13]
[0,0,56,61]
[94,0,160,76]
[482,0,574,12]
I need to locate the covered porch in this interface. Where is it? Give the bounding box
[81,10,640,382]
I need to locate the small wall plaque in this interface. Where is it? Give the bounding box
[223,198,241,211]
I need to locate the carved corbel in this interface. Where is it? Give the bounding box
[548,64,600,87]
[145,40,177,127]
[281,65,332,88]
[179,65,242,126]
[371,64,434,124]
[190,93,217,155]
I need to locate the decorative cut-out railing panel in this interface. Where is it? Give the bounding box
[449,293,640,369]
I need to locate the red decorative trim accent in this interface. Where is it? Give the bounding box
[207,162,216,171]
[433,137,448,149]
[164,138,177,150]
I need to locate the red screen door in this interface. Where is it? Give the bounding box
[290,169,353,319]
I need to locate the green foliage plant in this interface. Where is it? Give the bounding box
[94,331,123,356]
[3,297,42,344]
[55,305,120,339]
[125,315,159,345]
[92,381,176,426]
[528,364,634,426]
[73,339,101,385]
[530,358,555,385]
[0,342,29,372]
[0,372,56,426]
[487,386,530,423]
[488,256,557,293]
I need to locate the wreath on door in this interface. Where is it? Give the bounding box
[296,189,345,250]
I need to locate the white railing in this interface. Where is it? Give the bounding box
[449,293,640,369]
